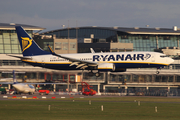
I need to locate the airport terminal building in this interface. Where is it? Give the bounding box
[1,23,180,96]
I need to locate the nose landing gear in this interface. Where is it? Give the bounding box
[156,71,159,74]
[156,67,161,74]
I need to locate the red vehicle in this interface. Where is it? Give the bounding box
[39,90,50,95]
[81,82,96,96]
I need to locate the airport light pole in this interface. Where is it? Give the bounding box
[67,20,70,92]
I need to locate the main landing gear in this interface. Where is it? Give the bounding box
[88,70,100,77]
[95,72,100,77]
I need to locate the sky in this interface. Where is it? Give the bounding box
[1,0,180,32]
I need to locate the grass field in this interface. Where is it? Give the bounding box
[0,97,180,120]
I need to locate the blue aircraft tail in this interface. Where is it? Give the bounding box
[15,26,50,56]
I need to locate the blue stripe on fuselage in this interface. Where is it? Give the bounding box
[113,63,165,68]
[22,60,166,70]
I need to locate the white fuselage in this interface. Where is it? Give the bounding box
[21,51,174,71]
[12,84,35,94]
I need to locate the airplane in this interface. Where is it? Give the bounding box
[0,70,66,95]
[0,70,35,94]
[7,26,174,77]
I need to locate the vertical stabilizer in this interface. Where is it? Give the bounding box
[15,26,50,56]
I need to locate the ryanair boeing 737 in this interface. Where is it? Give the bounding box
[8,26,174,77]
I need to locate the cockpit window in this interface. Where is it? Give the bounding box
[28,85,34,88]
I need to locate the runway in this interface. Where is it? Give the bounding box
[1,92,179,101]
[0,92,116,100]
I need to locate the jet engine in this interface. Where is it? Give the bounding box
[98,63,115,71]
[97,63,126,72]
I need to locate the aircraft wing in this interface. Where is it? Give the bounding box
[47,45,98,69]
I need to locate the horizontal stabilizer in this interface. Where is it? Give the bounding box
[6,54,32,60]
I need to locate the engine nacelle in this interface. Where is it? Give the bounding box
[98,63,115,71]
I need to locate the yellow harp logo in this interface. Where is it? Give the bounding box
[21,37,32,52]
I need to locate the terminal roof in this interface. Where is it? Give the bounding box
[41,26,180,35]
[0,23,45,30]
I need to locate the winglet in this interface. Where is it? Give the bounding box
[47,44,55,54]
[90,48,95,53]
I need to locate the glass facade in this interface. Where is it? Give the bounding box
[0,30,33,54]
[0,60,29,66]
[44,28,117,42]
[42,27,180,52]
[118,35,180,51]
[55,42,61,50]
[62,42,68,50]
[83,72,104,81]
[70,42,76,50]
[109,74,180,83]
[78,43,110,53]
[43,41,54,51]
